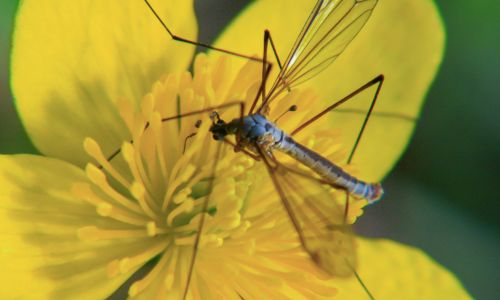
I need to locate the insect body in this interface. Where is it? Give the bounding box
[210,113,383,203]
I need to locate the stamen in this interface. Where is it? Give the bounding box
[72,183,105,206]
[121,142,154,201]
[175,233,222,248]
[129,128,156,200]
[72,183,149,226]
[228,220,251,239]
[179,71,192,92]
[84,164,143,214]
[164,166,209,209]
[130,181,158,219]
[163,163,196,211]
[83,138,130,187]
[128,247,175,297]
[157,74,180,115]
[172,188,191,204]
[96,202,112,216]
[166,198,194,226]
[150,112,168,182]
[77,226,150,241]
[103,206,151,226]
[146,221,157,237]
[118,239,170,274]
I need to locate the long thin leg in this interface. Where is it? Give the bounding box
[343,191,350,225]
[345,258,376,300]
[248,62,273,115]
[255,144,309,250]
[99,101,244,167]
[261,149,375,299]
[265,30,284,70]
[144,0,260,62]
[258,146,352,265]
[222,138,261,161]
[182,100,246,299]
[261,30,286,104]
[291,74,385,164]
[260,31,270,110]
[249,30,286,115]
[331,108,416,122]
[162,101,245,124]
[182,142,222,300]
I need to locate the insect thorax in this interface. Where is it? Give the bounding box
[226,114,283,150]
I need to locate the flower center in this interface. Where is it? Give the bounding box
[71,53,363,298]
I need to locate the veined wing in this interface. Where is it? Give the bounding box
[257,145,358,276]
[266,0,378,104]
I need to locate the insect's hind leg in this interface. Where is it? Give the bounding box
[144,0,260,62]
[249,29,286,114]
[290,74,385,164]
[260,30,286,102]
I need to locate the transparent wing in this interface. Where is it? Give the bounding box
[266,0,378,103]
[257,146,358,276]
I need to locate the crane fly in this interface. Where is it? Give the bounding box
[105,0,395,299]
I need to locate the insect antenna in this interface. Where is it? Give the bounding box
[99,146,123,169]
[144,0,260,62]
[182,119,202,154]
[274,104,298,124]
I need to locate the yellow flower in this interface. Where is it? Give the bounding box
[2,0,471,299]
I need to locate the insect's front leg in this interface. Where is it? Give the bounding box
[222,138,261,161]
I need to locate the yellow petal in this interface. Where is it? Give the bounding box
[214,0,445,181]
[0,155,146,299]
[11,0,197,167]
[336,238,471,300]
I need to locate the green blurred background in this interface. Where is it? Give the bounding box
[1,1,498,299]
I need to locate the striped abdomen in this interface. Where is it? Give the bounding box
[276,136,383,203]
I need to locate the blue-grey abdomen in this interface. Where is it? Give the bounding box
[276,135,383,203]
